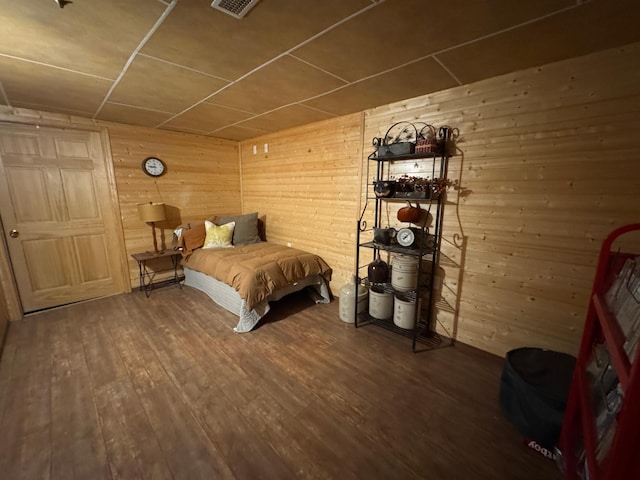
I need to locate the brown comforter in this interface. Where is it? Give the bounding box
[182,242,332,310]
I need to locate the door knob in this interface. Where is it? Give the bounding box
[9,229,18,238]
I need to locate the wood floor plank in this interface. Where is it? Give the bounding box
[130,293,205,377]
[169,362,297,480]
[50,367,110,479]
[0,427,51,480]
[134,381,236,480]
[0,286,562,480]
[103,295,170,391]
[50,314,87,381]
[45,307,111,480]
[202,403,297,480]
[240,392,348,480]
[295,398,422,480]
[218,340,317,416]
[0,316,55,479]
[93,376,173,480]
[78,301,129,389]
[139,305,262,415]
[253,337,374,425]
[0,342,17,425]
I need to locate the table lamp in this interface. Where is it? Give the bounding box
[137,202,166,253]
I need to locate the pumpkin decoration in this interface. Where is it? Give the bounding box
[397,201,423,223]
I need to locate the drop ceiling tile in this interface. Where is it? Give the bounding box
[303,56,458,116]
[293,0,573,82]
[1,0,635,140]
[210,125,270,142]
[207,55,346,114]
[0,55,111,114]
[0,0,165,79]
[437,0,640,85]
[237,105,335,132]
[159,124,210,136]
[9,102,93,117]
[164,103,255,133]
[142,0,372,80]
[96,103,174,129]
[108,56,229,114]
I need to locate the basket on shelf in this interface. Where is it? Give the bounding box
[416,123,438,154]
[373,180,396,198]
[392,174,433,200]
[374,121,419,157]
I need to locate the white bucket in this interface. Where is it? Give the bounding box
[369,287,393,320]
[339,283,368,323]
[391,254,419,292]
[393,294,417,329]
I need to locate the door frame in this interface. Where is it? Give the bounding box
[0,120,131,319]
[0,214,21,321]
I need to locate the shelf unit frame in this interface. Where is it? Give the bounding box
[560,223,640,479]
[354,127,453,352]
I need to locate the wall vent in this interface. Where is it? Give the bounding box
[211,0,260,19]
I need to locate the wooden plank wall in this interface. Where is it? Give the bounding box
[1,43,639,358]
[239,113,364,294]
[107,125,241,287]
[365,43,640,356]
[0,108,241,292]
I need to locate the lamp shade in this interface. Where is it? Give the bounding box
[137,202,166,223]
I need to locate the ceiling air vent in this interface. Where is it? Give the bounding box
[211,0,260,19]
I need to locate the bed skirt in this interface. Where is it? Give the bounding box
[183,267,331,332]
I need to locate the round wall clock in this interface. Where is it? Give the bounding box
[141,157,166,177]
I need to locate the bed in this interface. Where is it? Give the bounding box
[176,213,332,332]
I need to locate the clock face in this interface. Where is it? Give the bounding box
[142,157,166,177]
[397,228,415,247]
[425,234,436,250]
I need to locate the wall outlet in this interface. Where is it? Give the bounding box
[287,242,292,247]
[252,145,257,155]
[264,143,268,153]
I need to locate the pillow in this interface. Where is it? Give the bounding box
[212,212,261,245]
[203,220,235,249]
[180,222,206,252]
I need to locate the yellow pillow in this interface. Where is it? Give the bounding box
[203,220,235,249]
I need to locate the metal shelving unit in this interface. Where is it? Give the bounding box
[354,124,454,352]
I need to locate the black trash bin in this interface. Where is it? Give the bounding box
[499,347,576,449]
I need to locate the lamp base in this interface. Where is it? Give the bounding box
[151,222,164,254]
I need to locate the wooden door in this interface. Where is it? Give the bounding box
[0,124,127,312]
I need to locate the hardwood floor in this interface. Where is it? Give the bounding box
[0,285,562,479]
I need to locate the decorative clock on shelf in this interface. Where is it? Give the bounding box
[396,227,416,247]
[141,157,166,177]
[396,228,435,249]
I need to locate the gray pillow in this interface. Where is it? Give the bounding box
[213,212,261,245]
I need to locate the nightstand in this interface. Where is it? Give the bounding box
[131,250,184,297]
